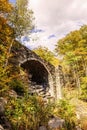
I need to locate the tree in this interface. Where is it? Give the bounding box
[0,0,12,13]
[8,0,34,40]
[6,0,34,67]
[0,0,34,95]
[0,0,14,95]
[55,25,87,100]
[33,46,59,66]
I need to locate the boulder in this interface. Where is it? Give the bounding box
[0,97,7,116]
[0,116,11,130]
[0,103,5,116]
[48,117,65,129]
[38,126,47,130]
[0,125,4,130]
[0,98,7,105]
[76,126,82,130]
[8,90,17,98]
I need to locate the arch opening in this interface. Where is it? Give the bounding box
[21,60,49,88]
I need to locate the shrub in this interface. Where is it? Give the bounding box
[80,77,87,101]
[5,94,53,130]
[53,99,77,130]
[9,79,26,96]
[80,117,87,130]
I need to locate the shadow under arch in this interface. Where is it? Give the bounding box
[20,58,54,96]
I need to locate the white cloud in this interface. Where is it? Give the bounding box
[27,0,87,51]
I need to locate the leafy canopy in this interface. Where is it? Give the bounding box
[34,46,59,66]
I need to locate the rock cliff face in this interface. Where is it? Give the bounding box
[10,42,63,100]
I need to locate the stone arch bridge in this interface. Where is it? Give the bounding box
[11,42,62,100]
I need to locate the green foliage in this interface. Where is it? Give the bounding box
[34,46,59,66]
[0,0,14,96]
[5,95,53,130]
[80,77,87,101]
[9,79,26,96]
[55,25,87,100]
[0,0,34,96]
[53,99,77,130]
[8,0,34,39]
[1,1,87,130]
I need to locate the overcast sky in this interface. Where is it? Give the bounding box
[10,0,87,51]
